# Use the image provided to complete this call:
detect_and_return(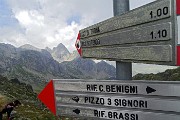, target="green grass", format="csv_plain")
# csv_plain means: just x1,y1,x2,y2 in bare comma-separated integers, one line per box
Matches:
0,75,75,120
0,75,56,119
